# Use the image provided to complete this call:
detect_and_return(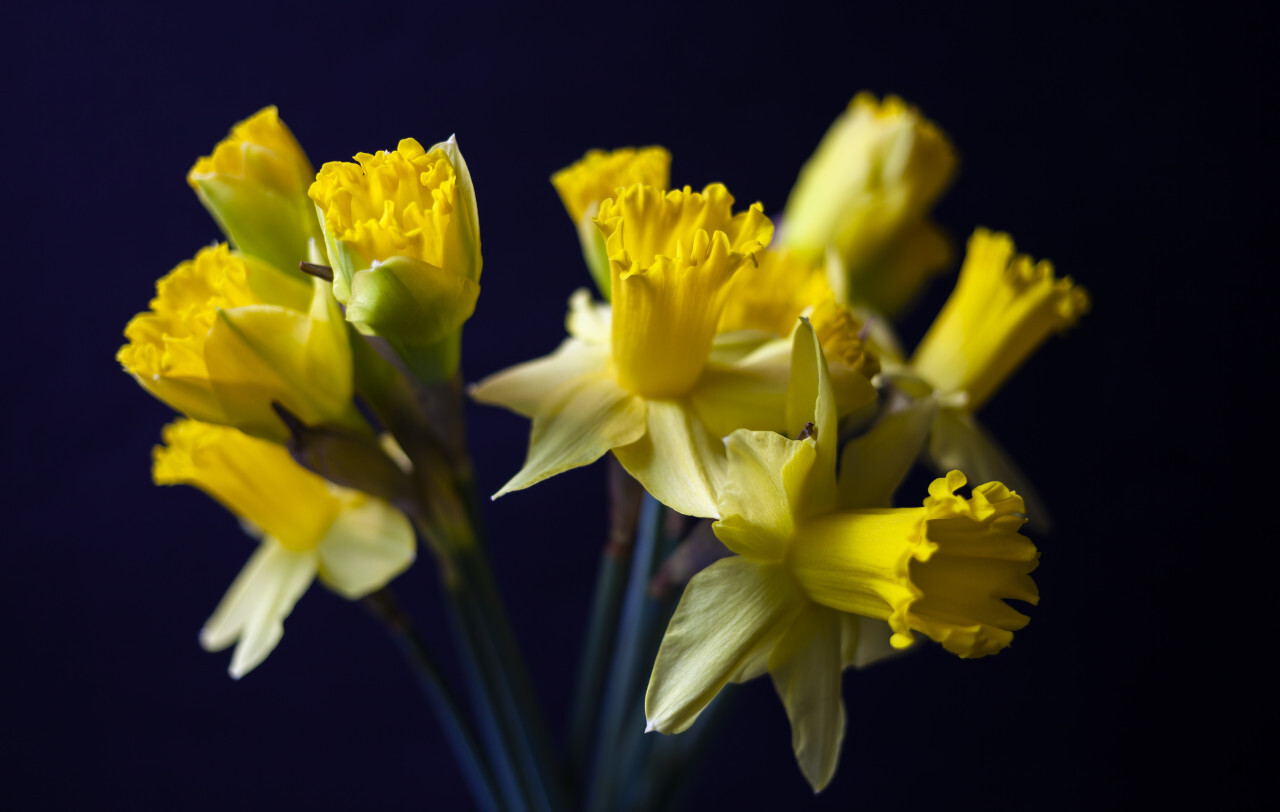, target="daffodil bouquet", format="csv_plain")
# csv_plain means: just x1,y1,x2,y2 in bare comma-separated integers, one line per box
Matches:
119,96,1087,810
